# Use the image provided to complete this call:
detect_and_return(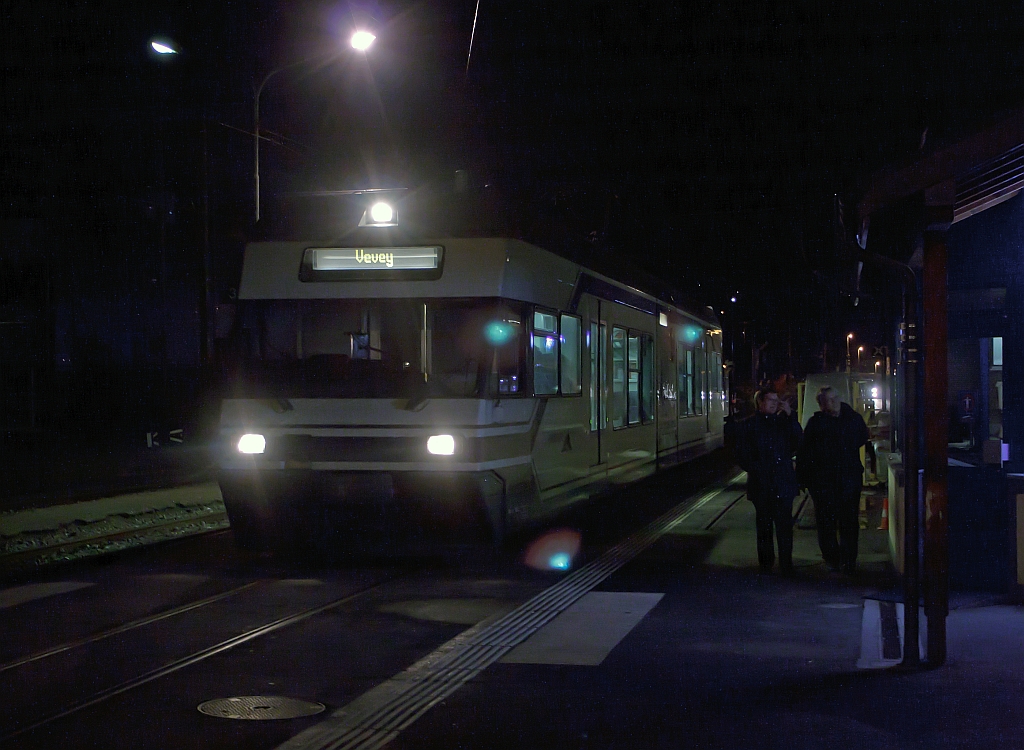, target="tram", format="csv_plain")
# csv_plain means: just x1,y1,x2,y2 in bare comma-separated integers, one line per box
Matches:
216,193,726,552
